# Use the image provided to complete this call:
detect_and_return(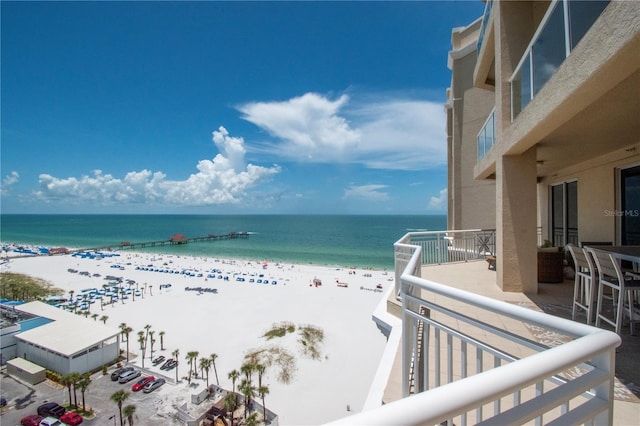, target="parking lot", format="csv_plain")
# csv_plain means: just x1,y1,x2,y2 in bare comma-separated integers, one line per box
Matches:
1,366,183,426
